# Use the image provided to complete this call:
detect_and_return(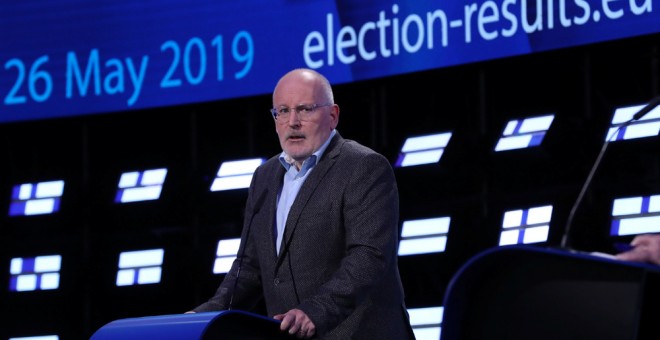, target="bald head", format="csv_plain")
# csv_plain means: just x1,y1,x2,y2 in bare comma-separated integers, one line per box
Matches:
273,68,334,106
